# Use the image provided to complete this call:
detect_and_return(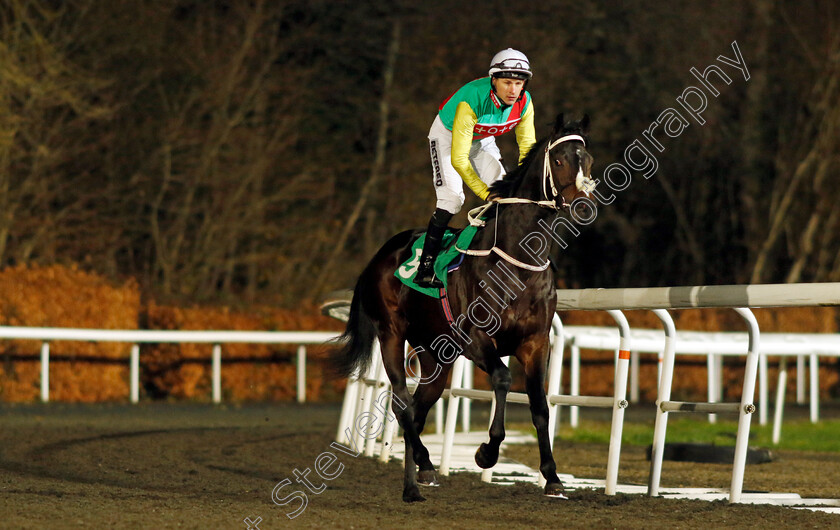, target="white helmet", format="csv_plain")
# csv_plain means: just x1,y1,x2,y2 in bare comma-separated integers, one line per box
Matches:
488,48,532,80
